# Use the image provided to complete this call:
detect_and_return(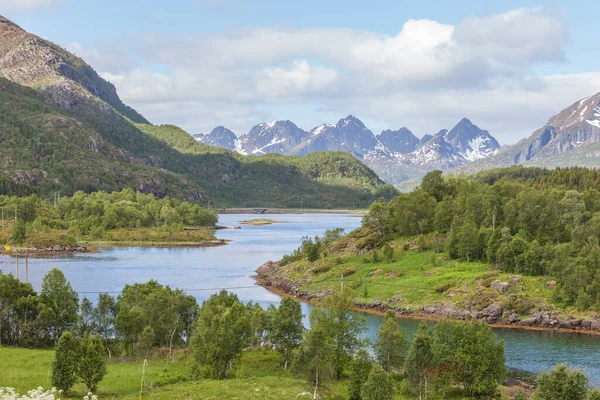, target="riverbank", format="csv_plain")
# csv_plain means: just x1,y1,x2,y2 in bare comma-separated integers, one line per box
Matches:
219,207,366,215
239,218,277,226
1,226,227,255
255,254,600,335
